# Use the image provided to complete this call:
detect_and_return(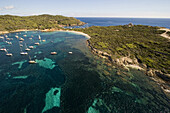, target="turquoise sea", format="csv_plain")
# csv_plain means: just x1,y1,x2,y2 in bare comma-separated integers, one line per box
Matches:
0,23,170,112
